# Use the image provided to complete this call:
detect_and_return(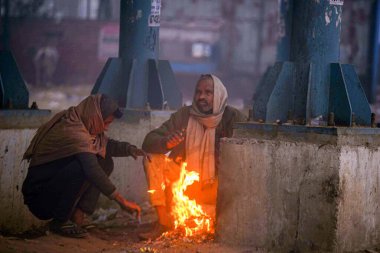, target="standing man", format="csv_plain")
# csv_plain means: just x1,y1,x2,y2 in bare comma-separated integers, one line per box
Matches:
34,44,59,87
140,74,247,240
